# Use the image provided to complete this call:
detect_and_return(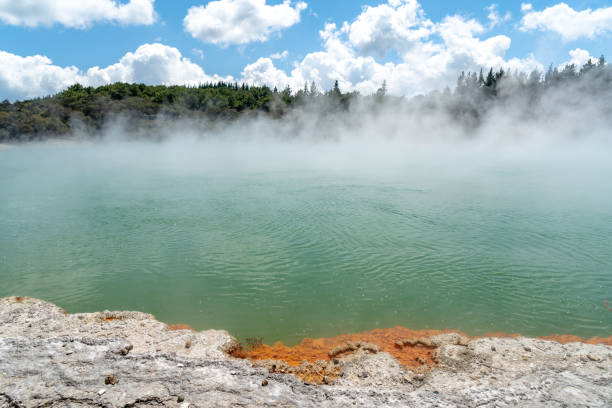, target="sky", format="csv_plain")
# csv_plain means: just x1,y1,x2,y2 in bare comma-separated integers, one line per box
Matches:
0,0,611,101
